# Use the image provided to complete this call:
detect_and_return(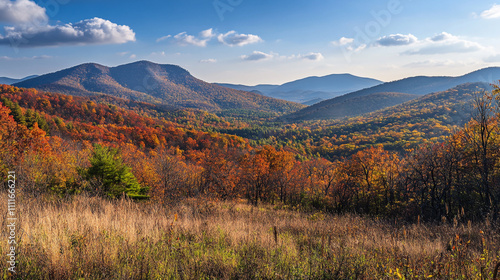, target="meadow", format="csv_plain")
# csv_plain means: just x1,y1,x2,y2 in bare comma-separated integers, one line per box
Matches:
2,193,499,279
